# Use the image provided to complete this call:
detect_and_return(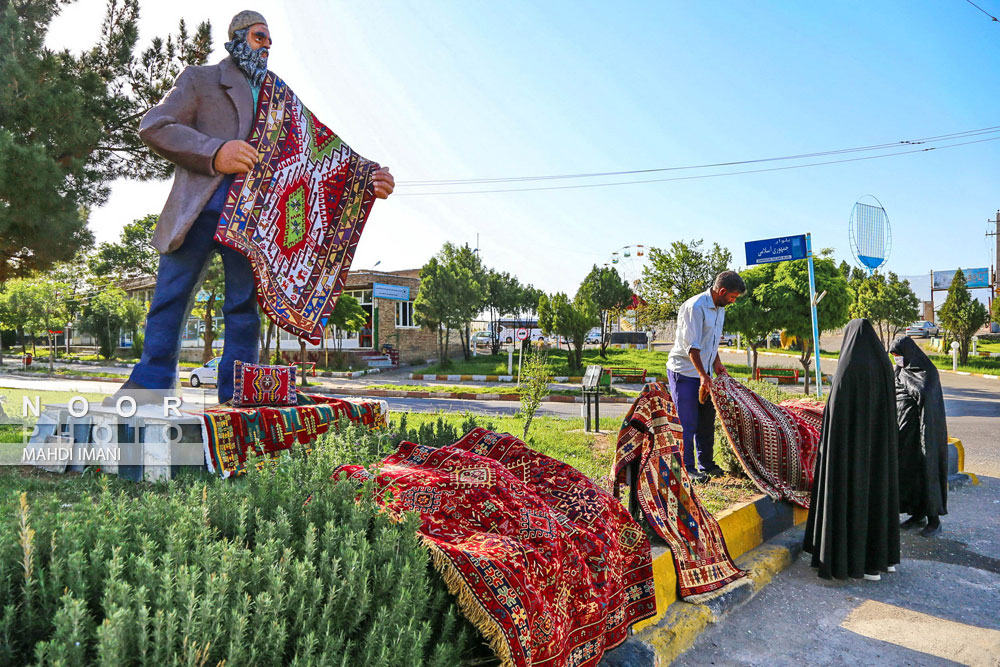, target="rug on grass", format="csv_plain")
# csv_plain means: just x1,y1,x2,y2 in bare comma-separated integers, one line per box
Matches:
216,72,380,344
335,428,656,667
710,375,823,509
612,383,749,603
200,393,386,477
